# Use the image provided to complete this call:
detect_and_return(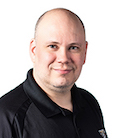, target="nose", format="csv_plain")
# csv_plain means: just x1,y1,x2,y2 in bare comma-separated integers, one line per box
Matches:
56,48,71,64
